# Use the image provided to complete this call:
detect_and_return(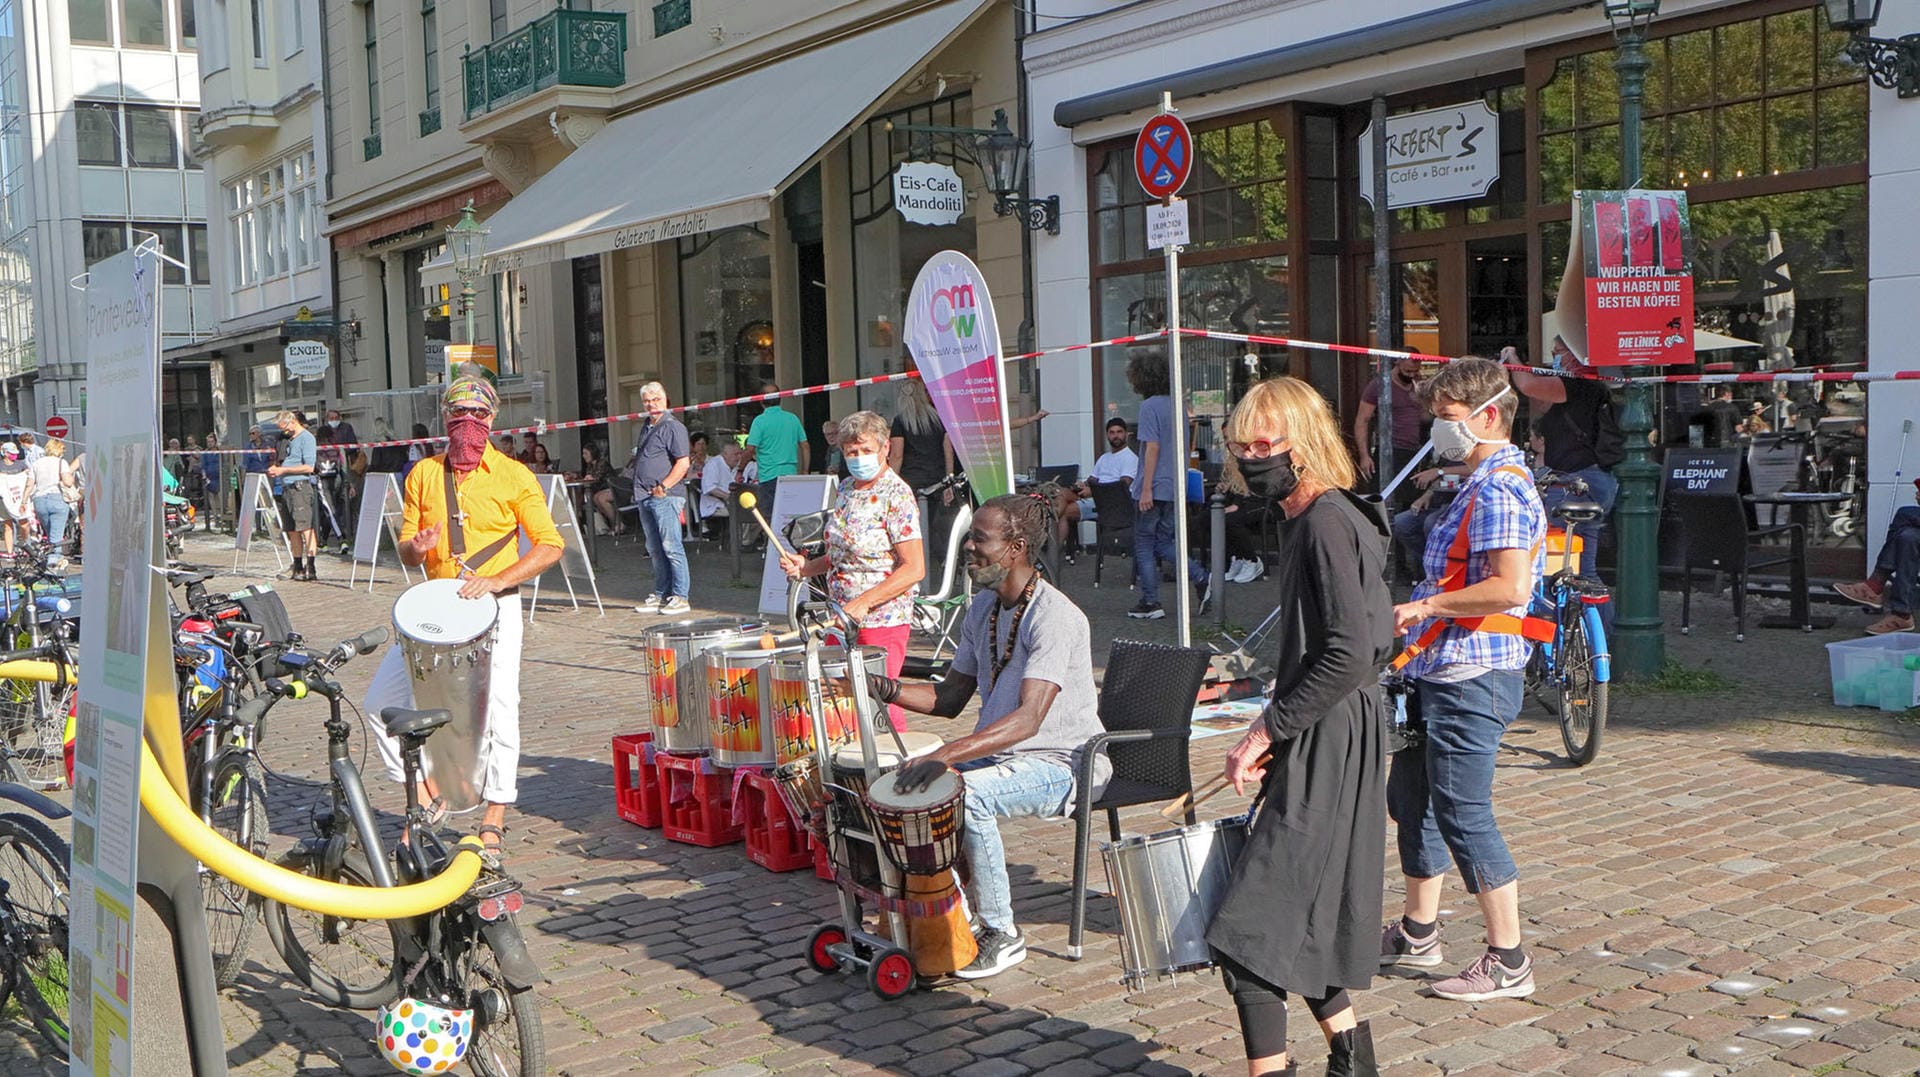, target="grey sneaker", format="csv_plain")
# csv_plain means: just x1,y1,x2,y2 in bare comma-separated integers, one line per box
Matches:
1380,919,1444,968
1430,949,1535,1002
955,927,1027,980
659,596,691,615
634,595,663,614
